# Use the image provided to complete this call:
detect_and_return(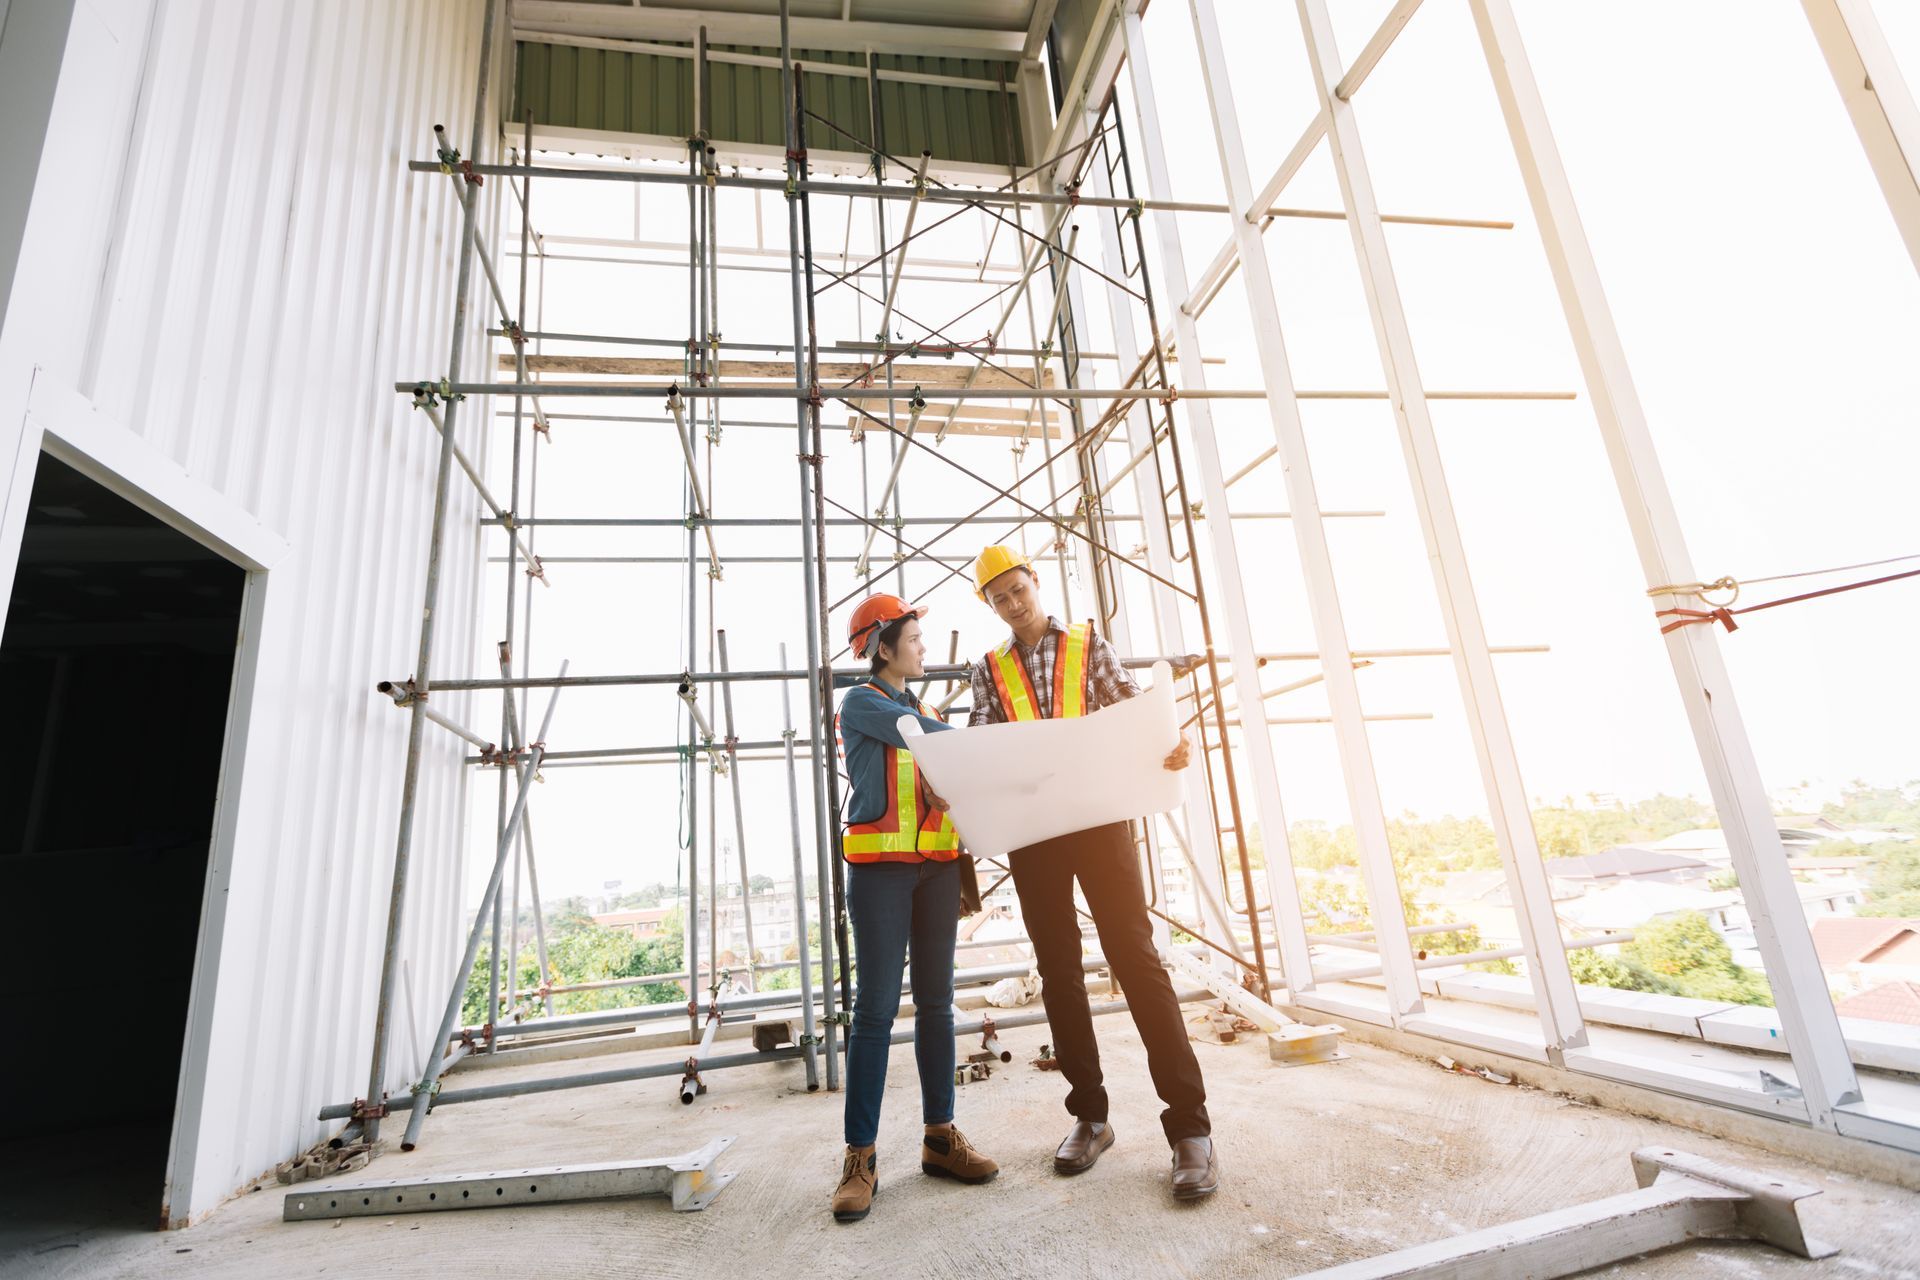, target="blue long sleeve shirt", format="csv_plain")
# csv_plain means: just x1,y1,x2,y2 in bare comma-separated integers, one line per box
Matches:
838,677,953,826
